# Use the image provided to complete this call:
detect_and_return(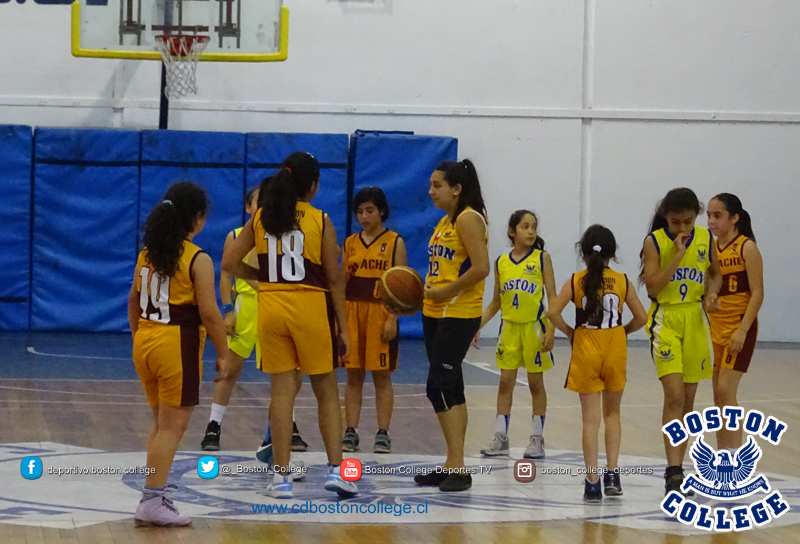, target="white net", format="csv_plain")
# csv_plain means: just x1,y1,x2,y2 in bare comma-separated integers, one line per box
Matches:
154,35,210,99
